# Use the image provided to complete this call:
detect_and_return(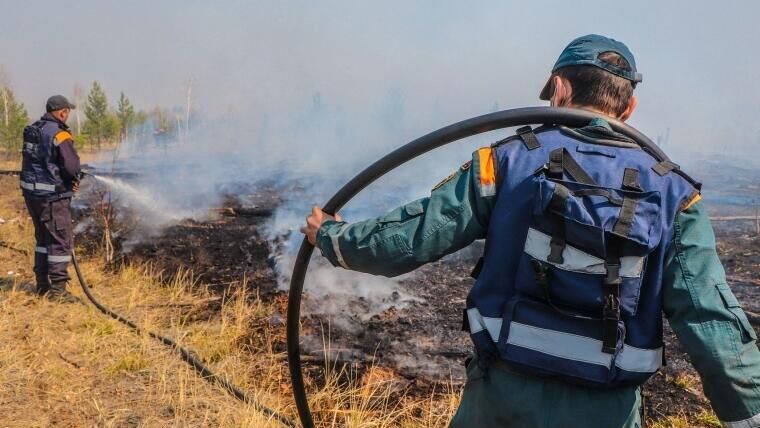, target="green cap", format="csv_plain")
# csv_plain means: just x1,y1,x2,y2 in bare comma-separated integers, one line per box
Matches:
539,34,642,101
